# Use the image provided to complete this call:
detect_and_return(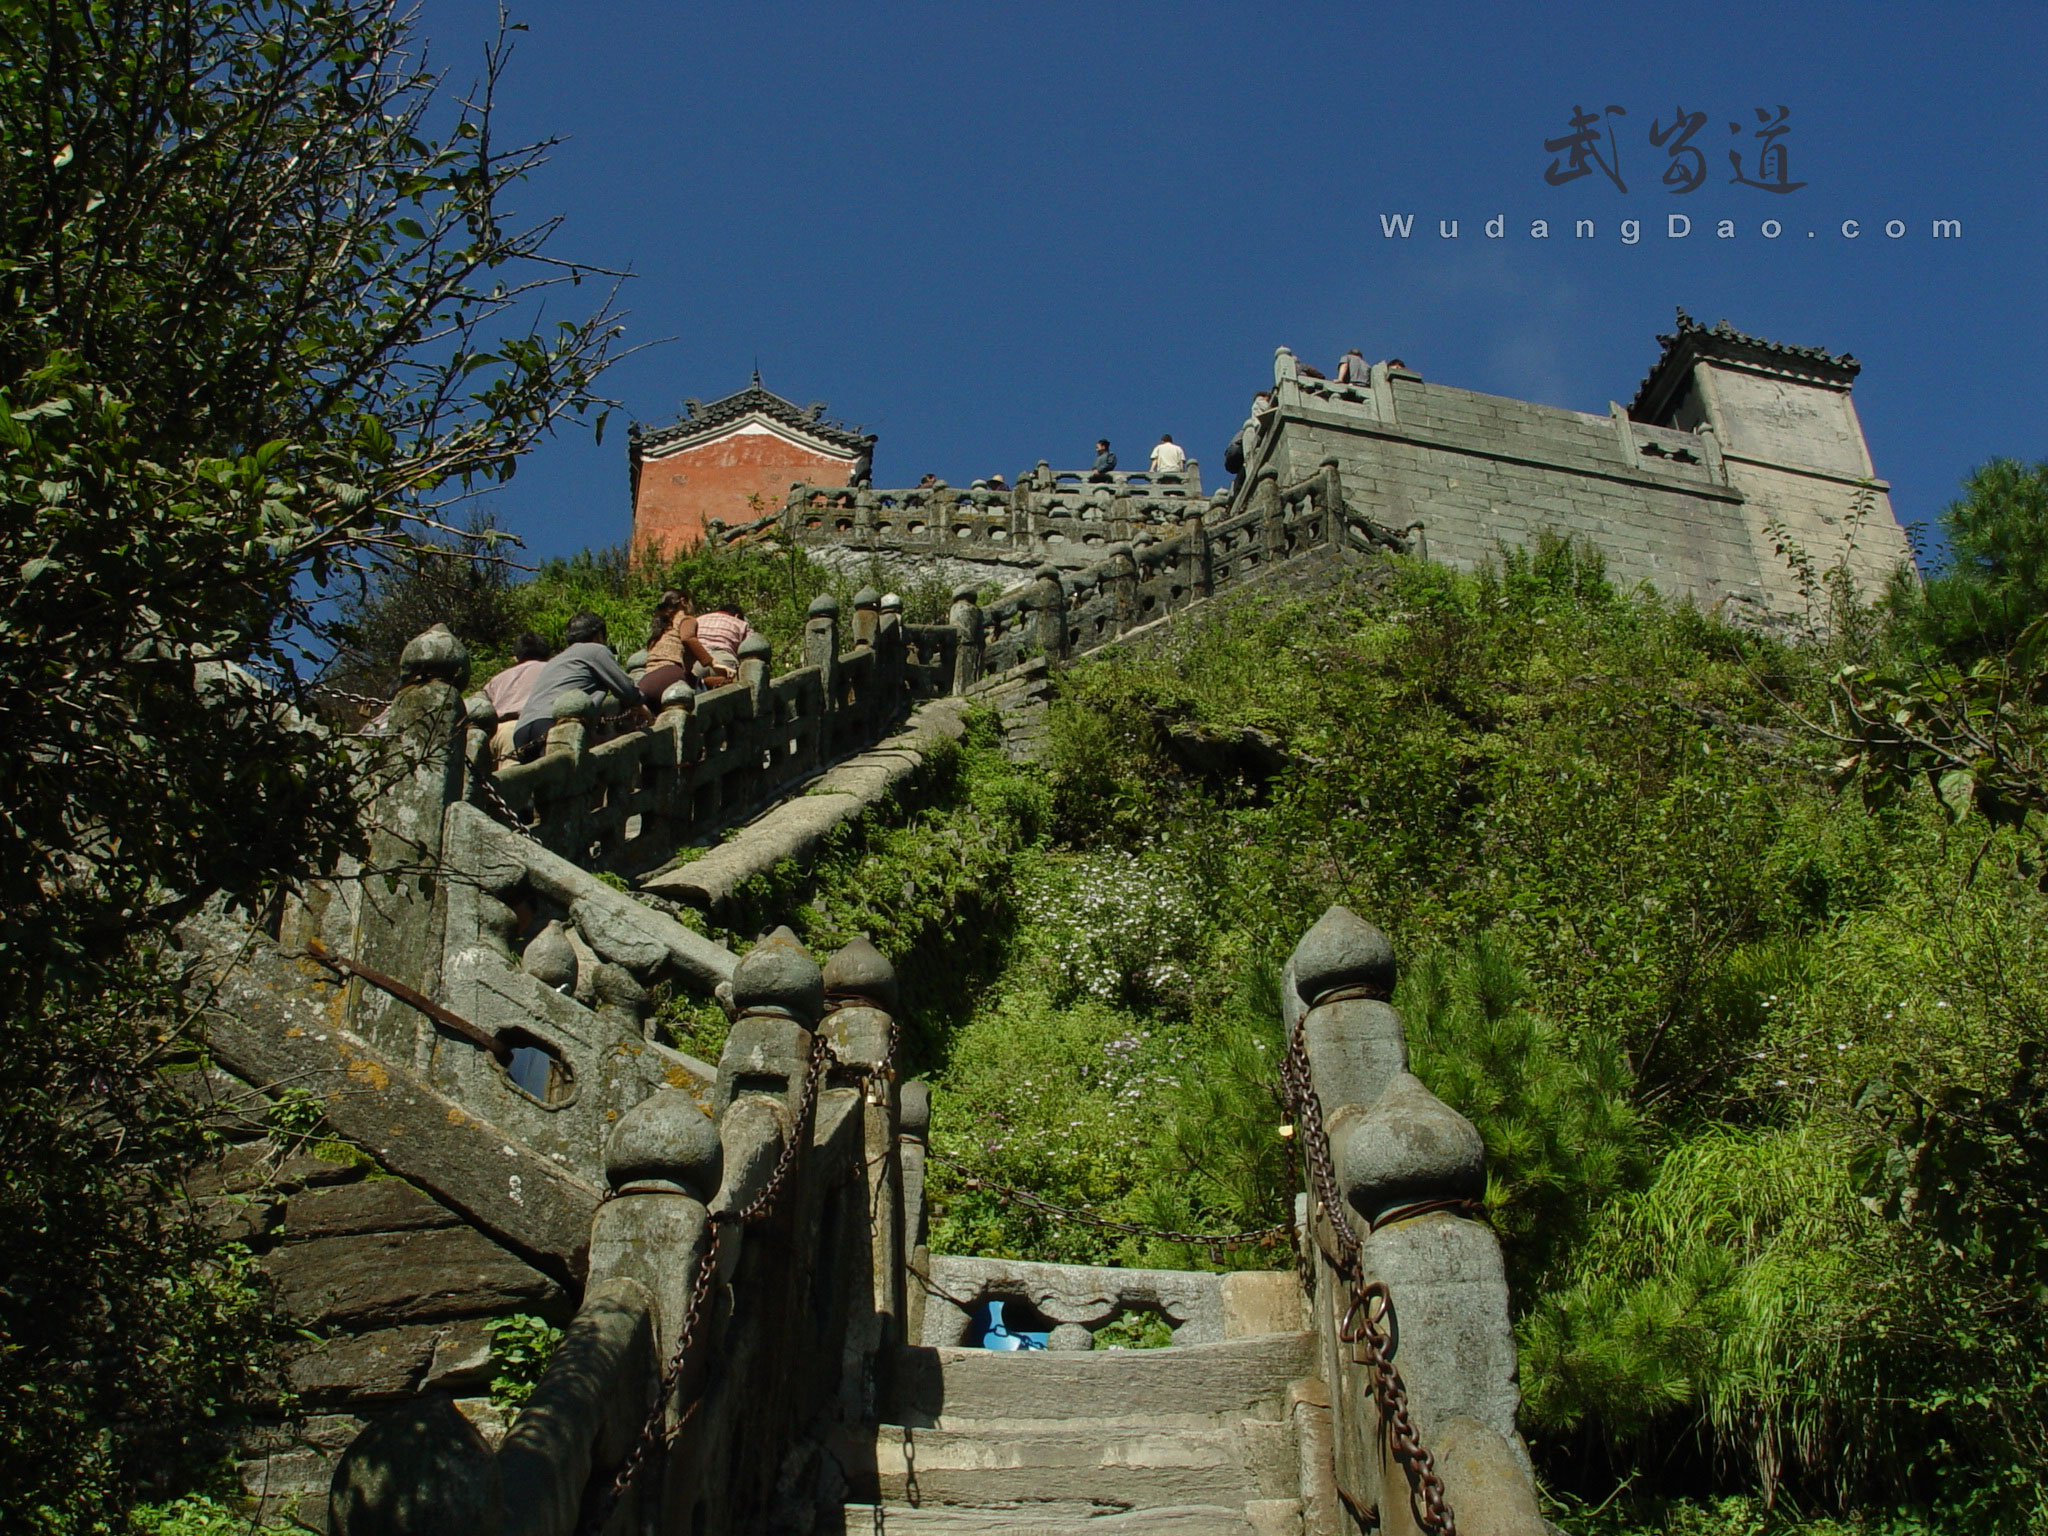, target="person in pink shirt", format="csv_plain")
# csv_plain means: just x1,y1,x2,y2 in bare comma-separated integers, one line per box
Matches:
693,604,753,685
482,633,551,759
